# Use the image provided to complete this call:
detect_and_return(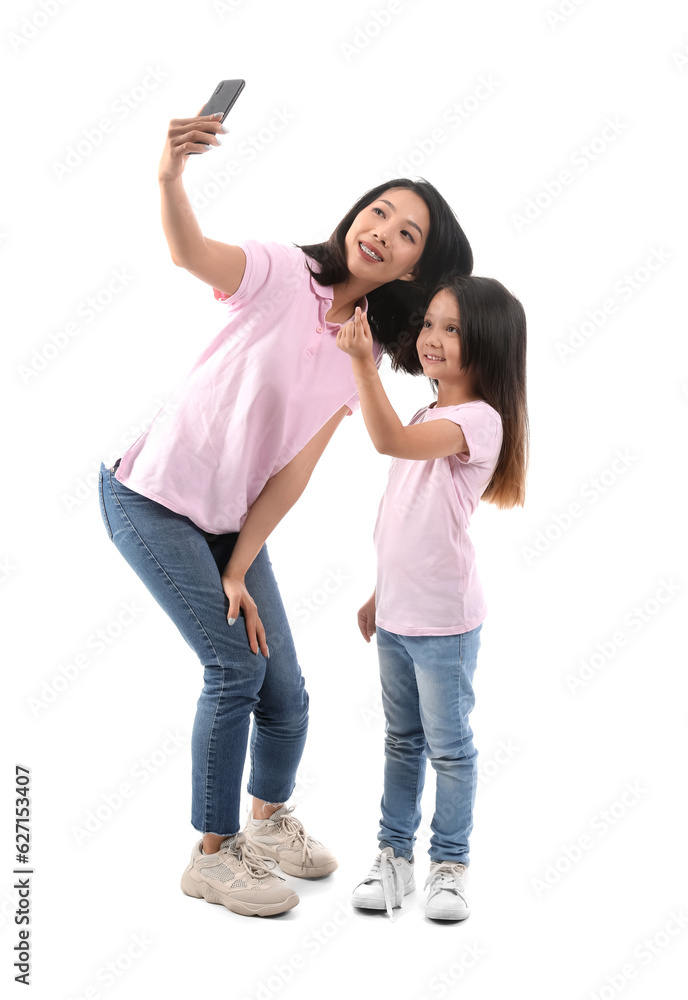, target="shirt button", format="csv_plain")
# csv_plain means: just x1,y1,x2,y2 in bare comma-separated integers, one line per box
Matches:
316,325,323,333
